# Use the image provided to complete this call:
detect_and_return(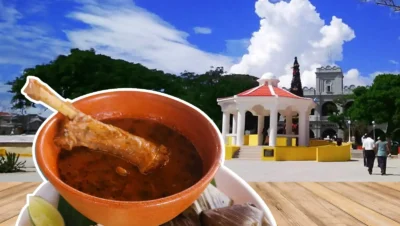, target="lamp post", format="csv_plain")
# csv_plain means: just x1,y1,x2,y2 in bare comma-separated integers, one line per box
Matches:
348,120,351,143
372,121,376,140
